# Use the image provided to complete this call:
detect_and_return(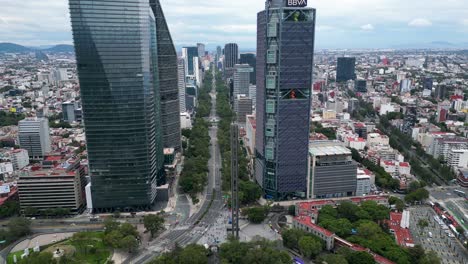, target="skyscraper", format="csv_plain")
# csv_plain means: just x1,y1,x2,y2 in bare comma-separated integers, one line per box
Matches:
233,64,253,99
197,43,205,59
224,43,239,79
216,46,222,62
70,0,165,211
150,0,181,151
240,53,257,85
18,117,51,159
336,57,356,82
181,47,198,76
255,0,316,199
178,58,187,113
